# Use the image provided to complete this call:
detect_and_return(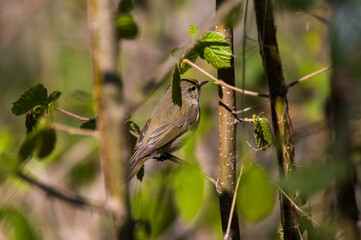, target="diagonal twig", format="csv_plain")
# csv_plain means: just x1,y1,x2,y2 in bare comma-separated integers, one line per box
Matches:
16,170,114,215
56,107,95,122
287,65,332,89
52,123,98,137
183,59,270,98
275,184,320,227
224,165,244,240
